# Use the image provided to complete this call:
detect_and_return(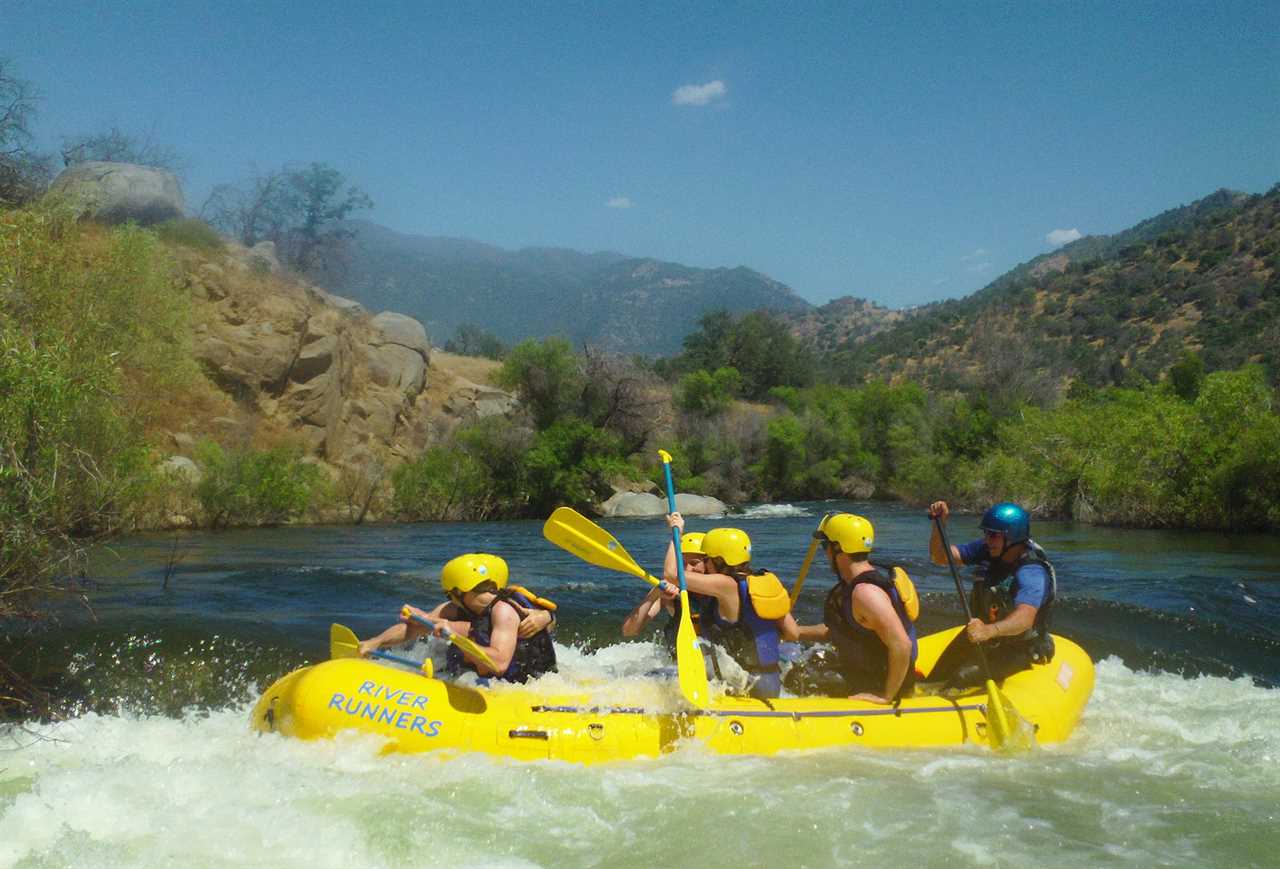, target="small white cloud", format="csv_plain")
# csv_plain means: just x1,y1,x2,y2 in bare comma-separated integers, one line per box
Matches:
606,196,634,209
1046,228,1082,247
960,248,989,261
672,80,727,106
966,261,992,274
